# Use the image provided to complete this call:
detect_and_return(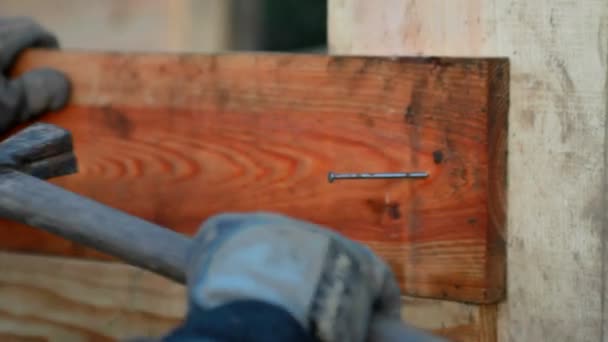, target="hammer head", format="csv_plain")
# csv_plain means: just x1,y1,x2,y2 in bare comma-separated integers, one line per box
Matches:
0,123,78,179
